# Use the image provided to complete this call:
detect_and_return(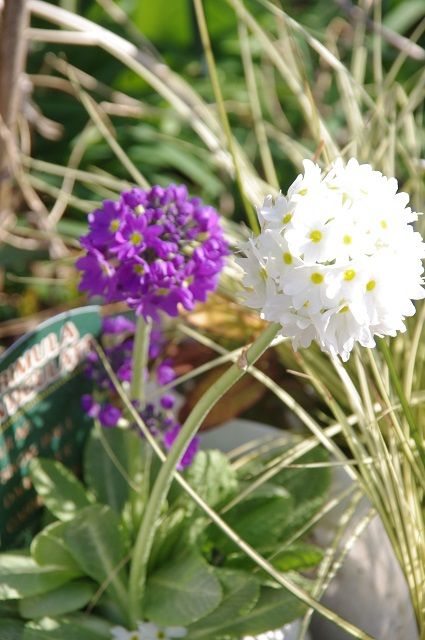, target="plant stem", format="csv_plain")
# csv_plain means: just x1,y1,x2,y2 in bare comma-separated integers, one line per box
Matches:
130,316,151,407
129,315,152,527
127,321,280,624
